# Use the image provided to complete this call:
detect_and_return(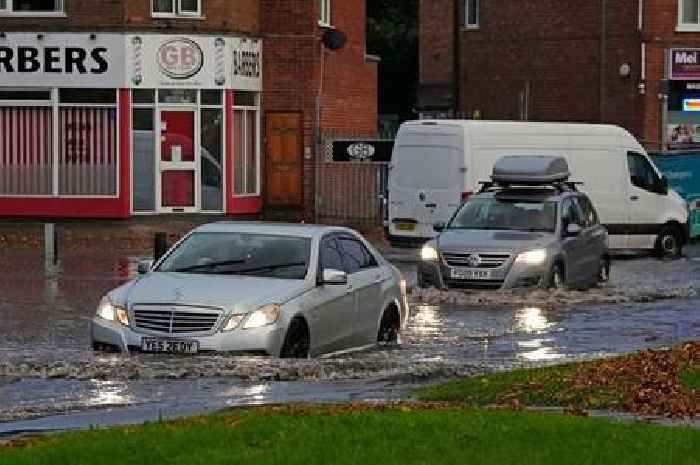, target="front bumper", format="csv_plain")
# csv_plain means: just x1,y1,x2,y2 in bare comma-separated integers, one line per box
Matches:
418,258,549,290
90,317,286,355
